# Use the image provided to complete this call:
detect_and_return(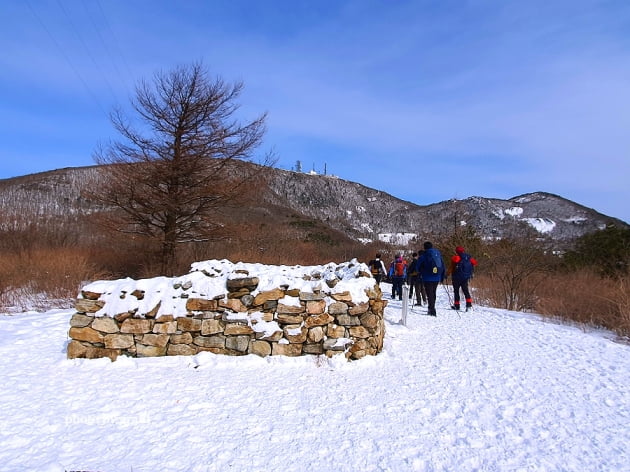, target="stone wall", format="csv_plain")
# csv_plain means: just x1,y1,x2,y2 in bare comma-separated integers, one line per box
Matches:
67,260,386,361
